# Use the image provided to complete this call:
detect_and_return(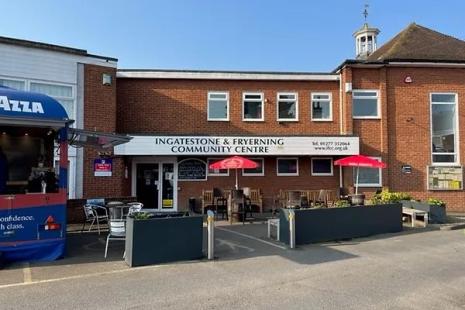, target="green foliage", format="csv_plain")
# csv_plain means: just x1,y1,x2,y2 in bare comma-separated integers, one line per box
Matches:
334,200,350,208
427,198,446,206
132,212,152,220
372,189,412,204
